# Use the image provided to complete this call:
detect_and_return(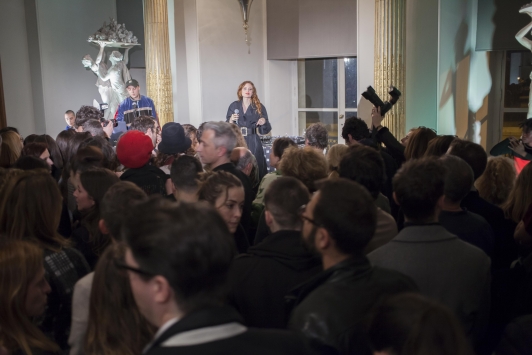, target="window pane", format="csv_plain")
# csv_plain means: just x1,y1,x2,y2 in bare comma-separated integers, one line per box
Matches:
504,51,532,109
502,112,526,141
298,111,338,147
345,58,358,108
298,59,338,109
